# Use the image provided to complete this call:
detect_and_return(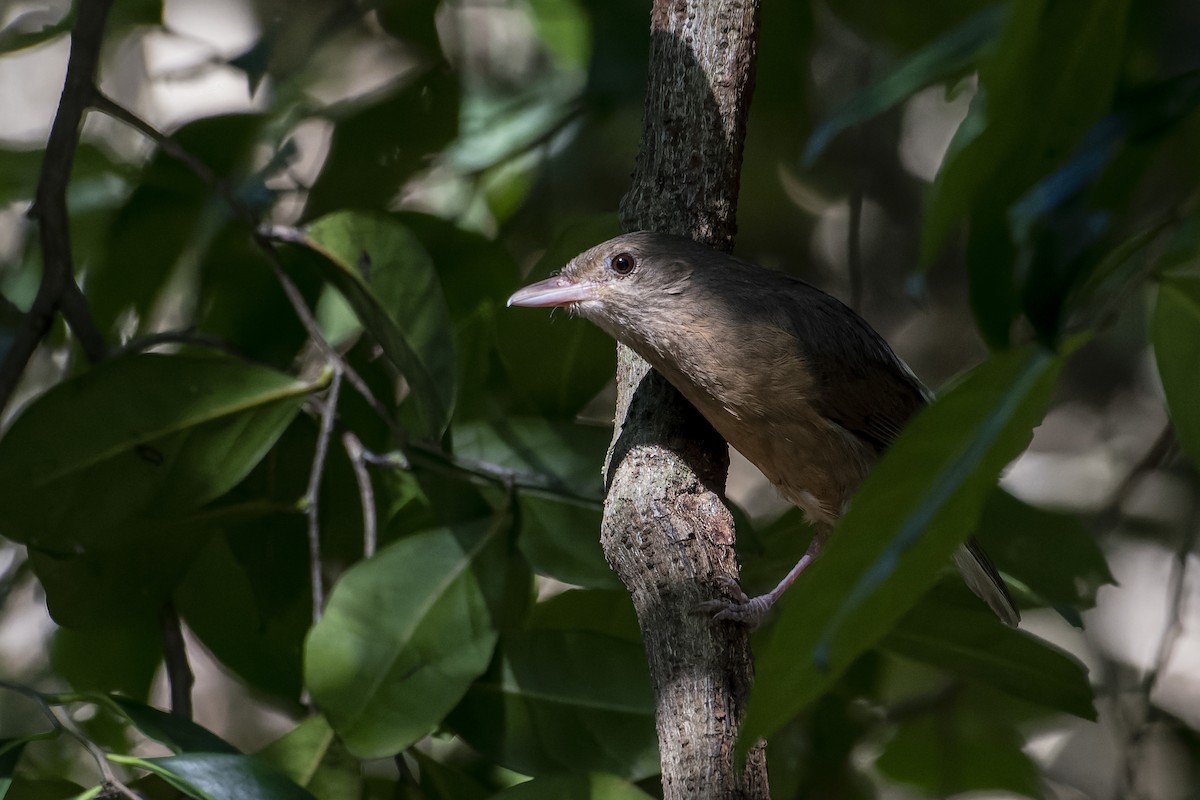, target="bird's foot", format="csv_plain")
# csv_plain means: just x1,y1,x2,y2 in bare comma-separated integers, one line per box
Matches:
695,576,776,628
